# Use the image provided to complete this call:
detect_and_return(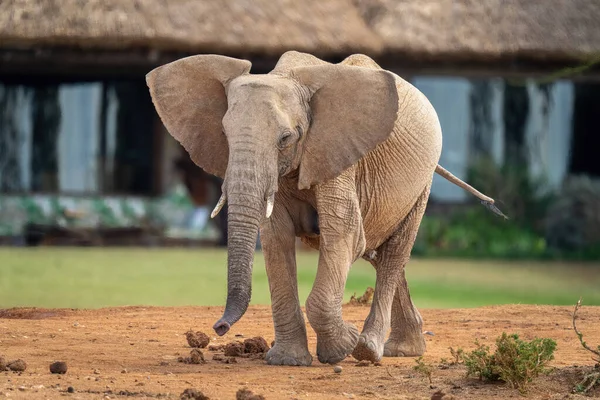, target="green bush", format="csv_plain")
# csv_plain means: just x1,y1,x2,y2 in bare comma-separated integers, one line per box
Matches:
459,333,556,393
413,356,434,384
413,207,600,260
413,209,548,259
414,158,600,260
572,299,600,394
